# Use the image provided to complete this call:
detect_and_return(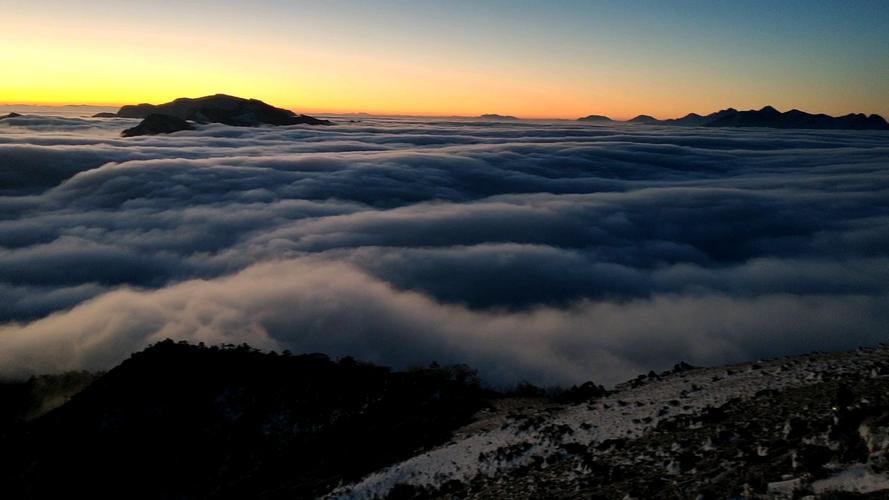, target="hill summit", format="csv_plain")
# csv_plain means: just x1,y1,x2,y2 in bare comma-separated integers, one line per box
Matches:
0,340,484,499
113,94,332,127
